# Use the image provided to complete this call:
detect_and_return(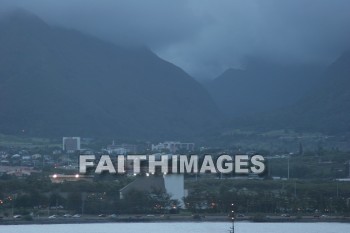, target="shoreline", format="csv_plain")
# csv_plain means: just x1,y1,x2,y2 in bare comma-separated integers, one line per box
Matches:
1,215,350,225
